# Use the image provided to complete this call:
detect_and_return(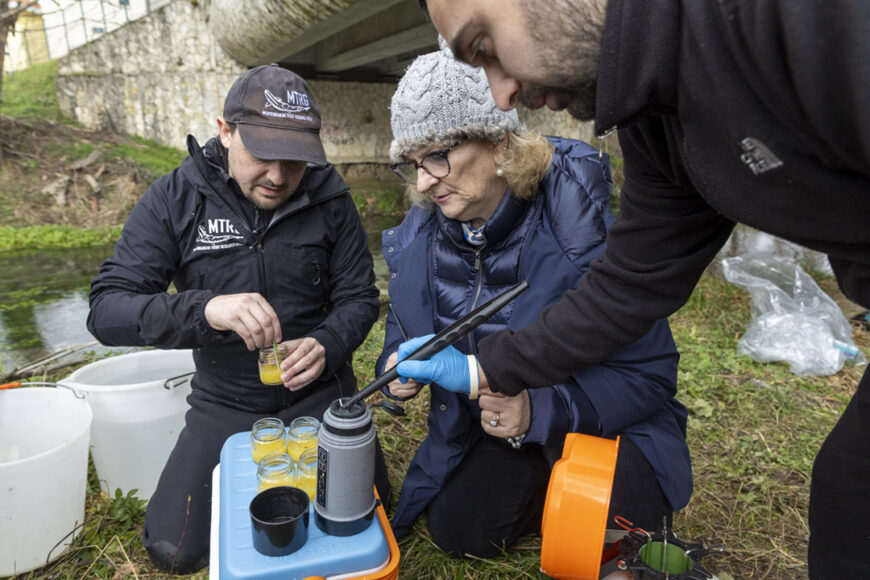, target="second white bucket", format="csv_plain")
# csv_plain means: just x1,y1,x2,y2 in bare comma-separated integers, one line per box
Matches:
60,349,195,501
